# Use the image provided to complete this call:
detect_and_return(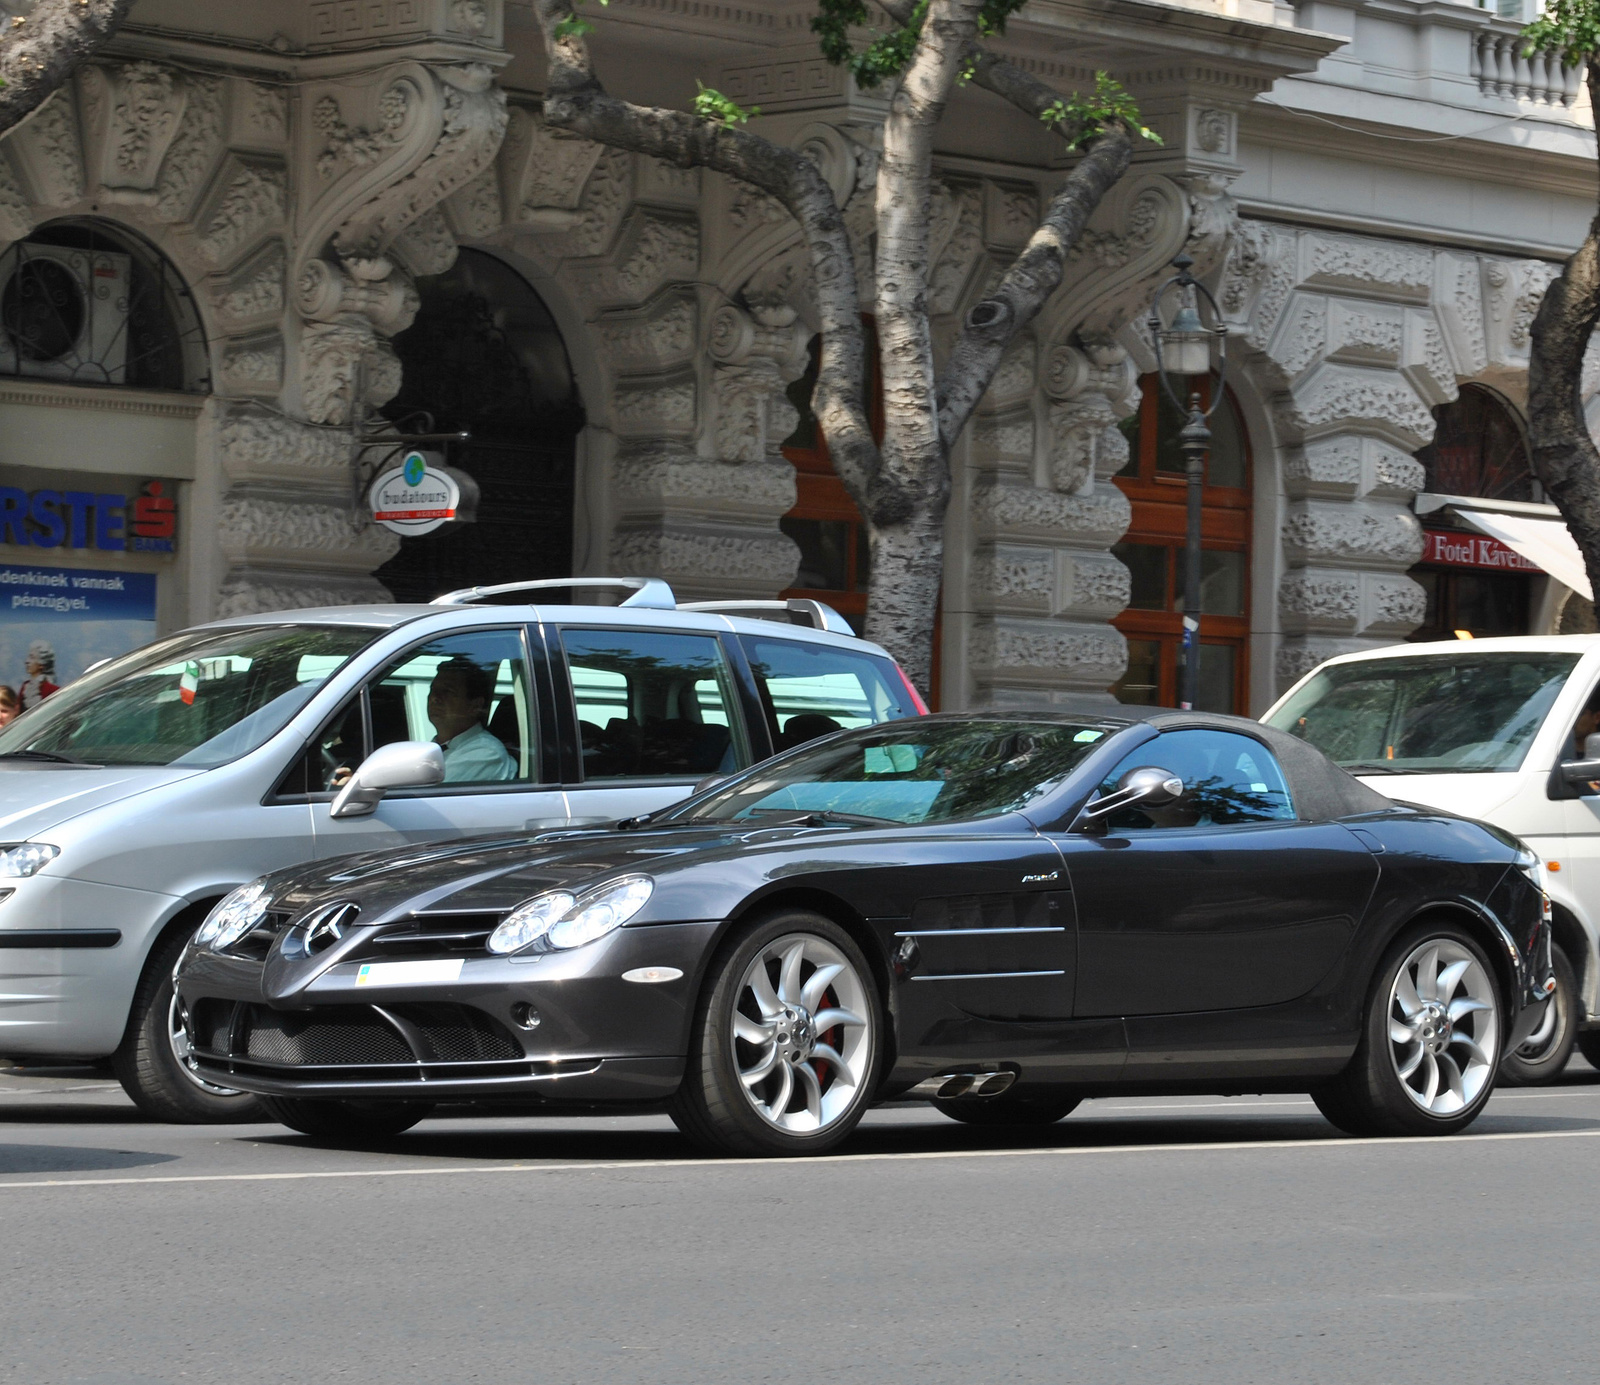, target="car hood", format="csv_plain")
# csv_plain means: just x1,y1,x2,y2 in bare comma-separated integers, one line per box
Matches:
264,821,859,921
0,761,202,840
1352,772,1526,826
